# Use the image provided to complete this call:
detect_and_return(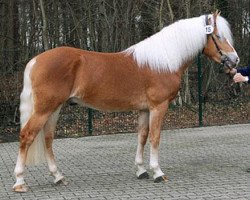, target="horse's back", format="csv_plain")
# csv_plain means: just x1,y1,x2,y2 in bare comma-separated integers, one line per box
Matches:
26,47,144,110
27,46,179,112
